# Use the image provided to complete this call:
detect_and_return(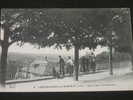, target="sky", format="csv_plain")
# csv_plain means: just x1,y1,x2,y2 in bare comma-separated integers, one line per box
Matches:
2,43,108,57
